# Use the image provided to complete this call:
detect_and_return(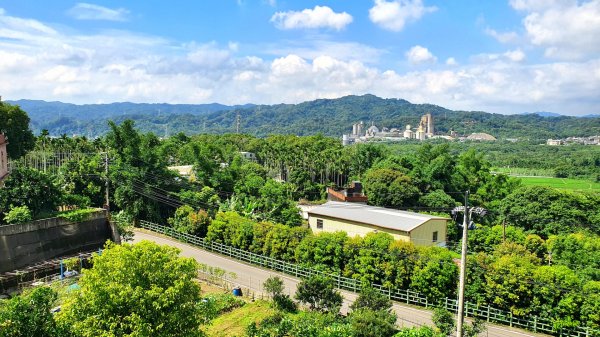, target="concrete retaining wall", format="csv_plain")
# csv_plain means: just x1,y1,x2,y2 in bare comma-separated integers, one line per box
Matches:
0,209,111,273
